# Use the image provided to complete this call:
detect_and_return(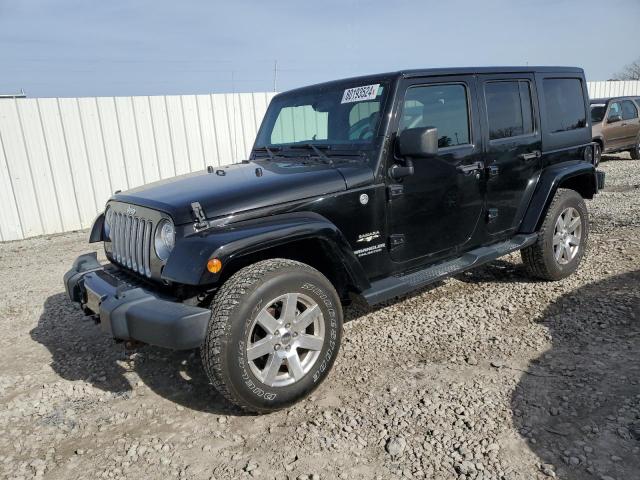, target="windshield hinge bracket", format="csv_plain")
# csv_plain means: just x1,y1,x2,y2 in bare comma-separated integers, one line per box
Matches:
191,202,208,230
387,184,404,201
